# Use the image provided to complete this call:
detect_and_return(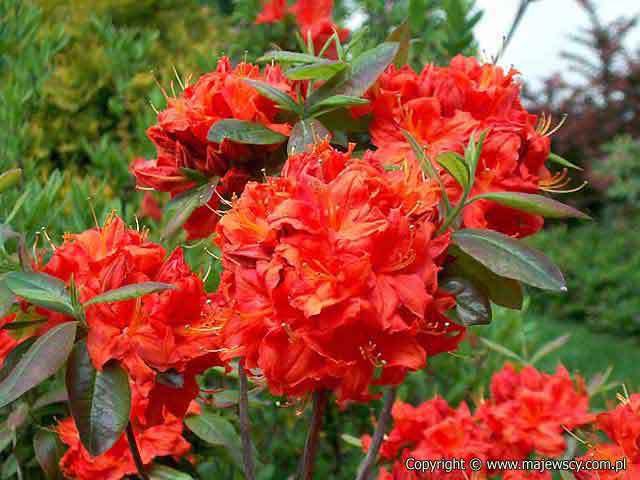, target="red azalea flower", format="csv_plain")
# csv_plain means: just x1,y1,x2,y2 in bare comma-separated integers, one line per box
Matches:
138,190,163,222
131,57,295,239
576,394,640,480
476,364,592,459
256,0,287,24
364,56,556,238
215,142,462,404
